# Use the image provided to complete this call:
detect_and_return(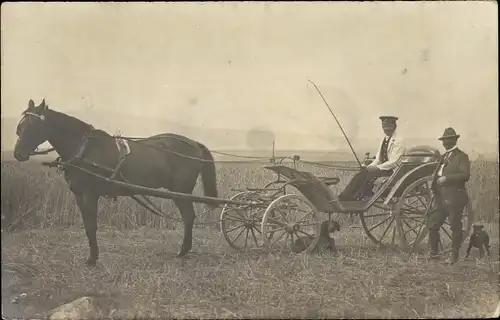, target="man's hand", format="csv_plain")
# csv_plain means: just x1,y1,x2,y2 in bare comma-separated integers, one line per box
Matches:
437,176,447,185
366,165,380,172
